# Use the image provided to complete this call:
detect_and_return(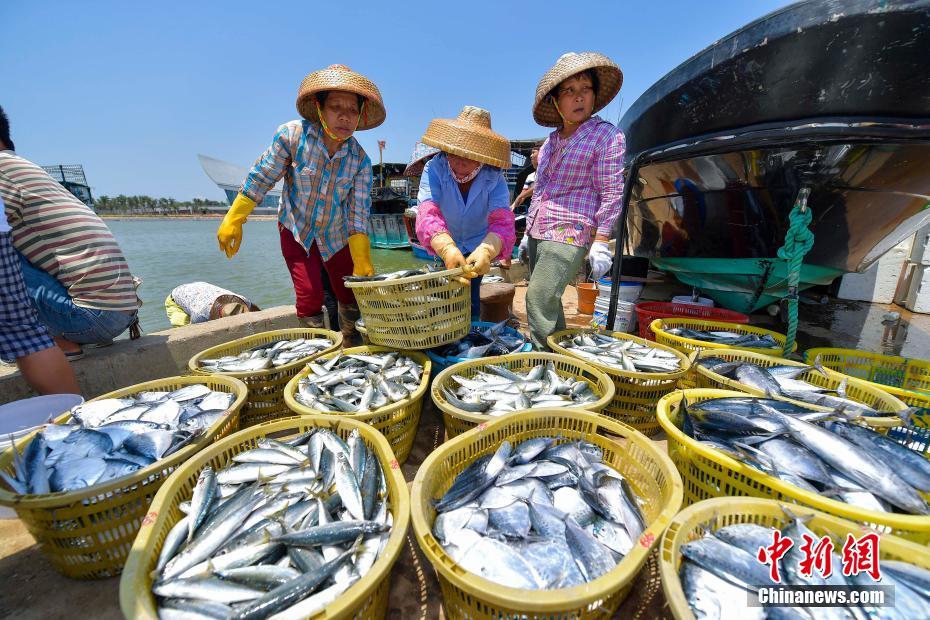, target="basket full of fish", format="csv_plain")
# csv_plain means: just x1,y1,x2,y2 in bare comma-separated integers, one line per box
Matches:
427,319,531,373
120,415,409,620
548,329,691,436
189,328,343,428
410,408,683,619
344,265,471,350
660,497,930,620
656,388,930,543
283,346,431,463
0,376,246,579
650,318,795,356
695,349,910,430
430,352,616,440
